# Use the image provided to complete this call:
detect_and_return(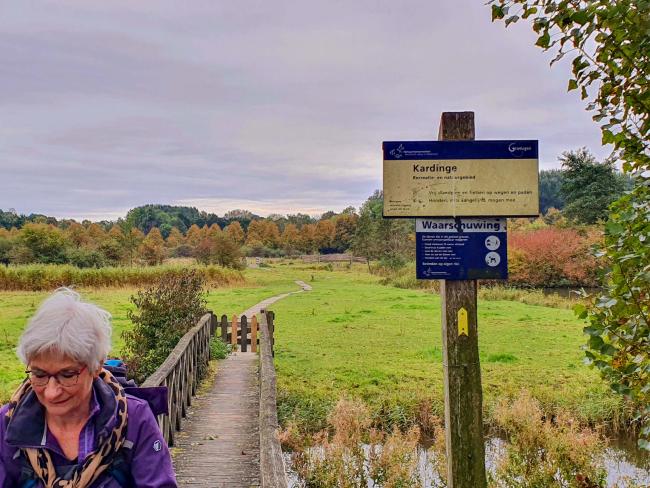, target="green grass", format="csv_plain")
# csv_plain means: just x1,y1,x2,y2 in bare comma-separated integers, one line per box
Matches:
0,261,625,435
263,265,624,433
